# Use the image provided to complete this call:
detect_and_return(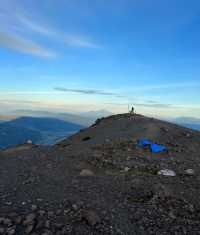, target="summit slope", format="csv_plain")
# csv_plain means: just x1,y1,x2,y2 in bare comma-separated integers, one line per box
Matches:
0,113,200,234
